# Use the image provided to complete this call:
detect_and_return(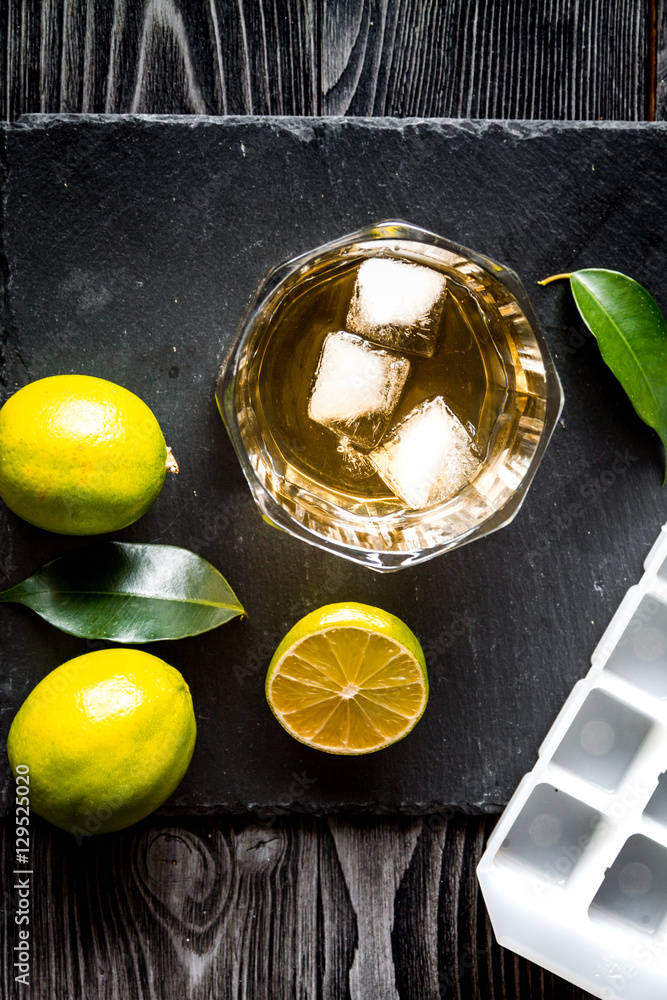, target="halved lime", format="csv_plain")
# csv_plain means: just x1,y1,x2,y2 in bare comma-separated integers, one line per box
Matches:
266,602,428,754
